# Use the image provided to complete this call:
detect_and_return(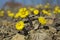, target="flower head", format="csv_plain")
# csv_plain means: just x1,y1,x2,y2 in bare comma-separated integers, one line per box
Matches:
0,10,4,16
14,13,20,18
44,3,50,8
53,6,60,14
8,13,14,18
29,7,35,11
7,10,14,18
15,21,25,30
7,10,11,13
38,16,47,25
42,10,48,14
58,9,60,13
15,8,30,18
42,10,51,16
19,10,30,18
33,9,39,15
55,6,59,11
19,7,27,12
